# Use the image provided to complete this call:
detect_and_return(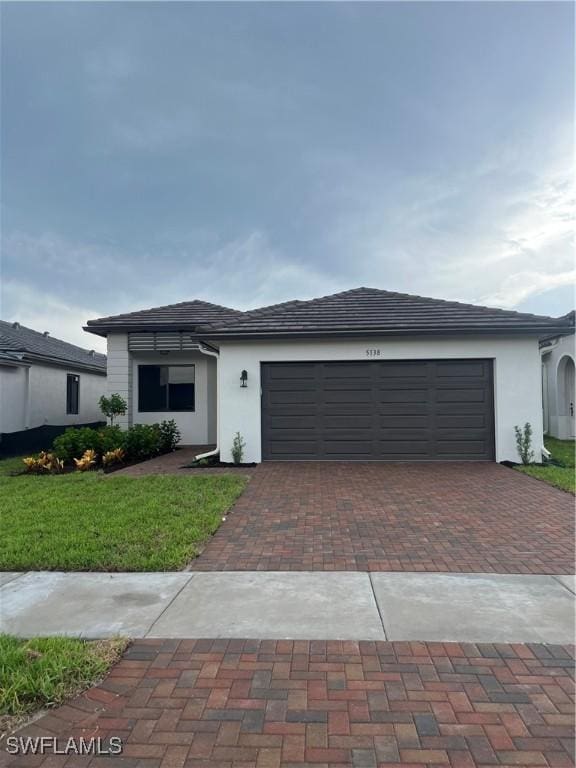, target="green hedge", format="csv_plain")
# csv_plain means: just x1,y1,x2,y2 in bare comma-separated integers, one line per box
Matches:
52,420,180,464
